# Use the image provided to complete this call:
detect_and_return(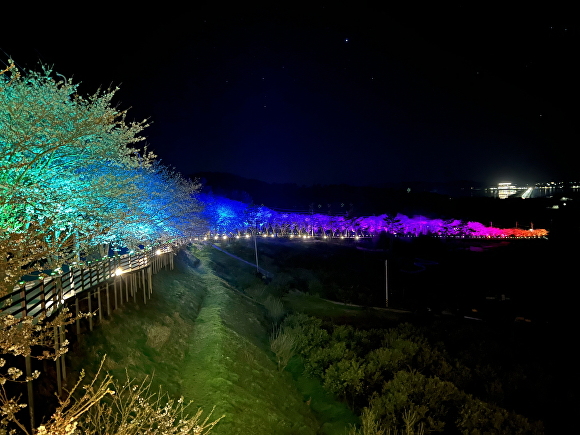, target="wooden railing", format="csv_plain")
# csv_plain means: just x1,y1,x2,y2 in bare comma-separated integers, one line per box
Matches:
1,239,193,430
0,241,185,320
